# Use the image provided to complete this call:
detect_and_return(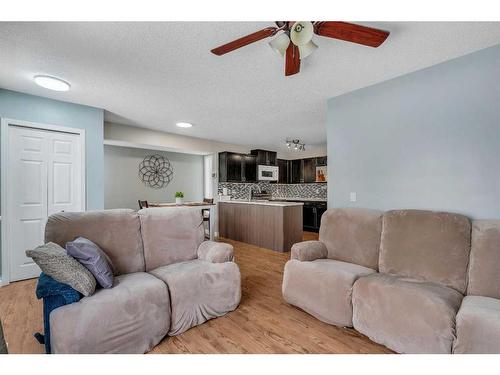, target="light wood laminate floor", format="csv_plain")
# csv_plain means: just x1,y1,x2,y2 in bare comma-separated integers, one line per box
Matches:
0,232,391,354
